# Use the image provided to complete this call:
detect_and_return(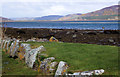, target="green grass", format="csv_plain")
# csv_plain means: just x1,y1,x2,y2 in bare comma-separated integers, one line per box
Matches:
26,42,118,75
2,51,38,75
